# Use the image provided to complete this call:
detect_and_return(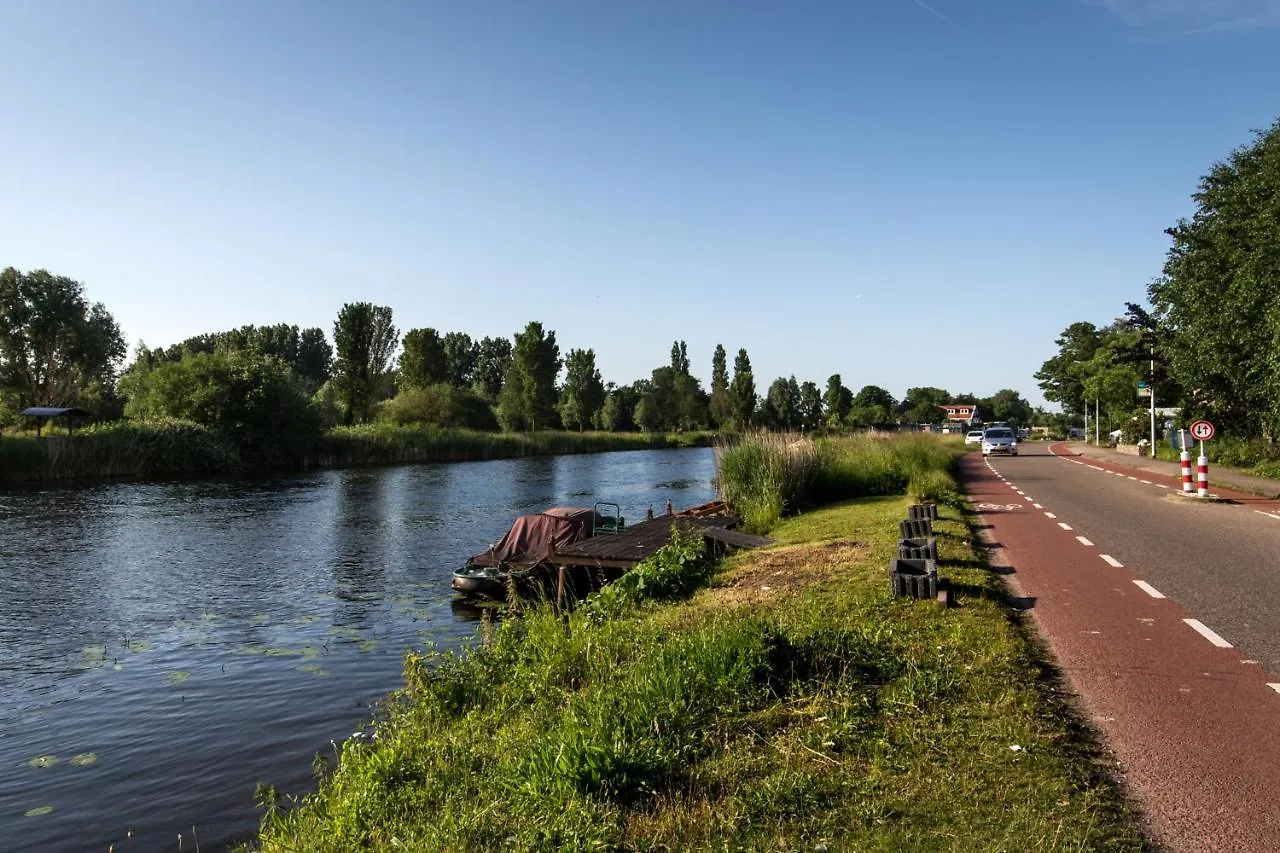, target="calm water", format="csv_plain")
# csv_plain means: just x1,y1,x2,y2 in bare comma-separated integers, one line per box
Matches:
0,448,716,852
